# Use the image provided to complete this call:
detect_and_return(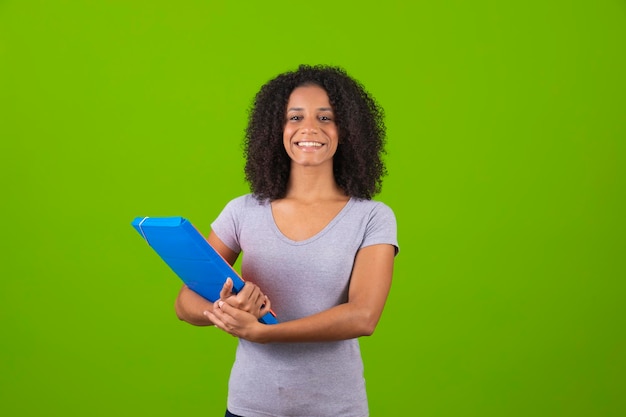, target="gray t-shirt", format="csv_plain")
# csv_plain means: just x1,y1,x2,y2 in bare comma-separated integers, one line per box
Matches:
211,194,398,417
